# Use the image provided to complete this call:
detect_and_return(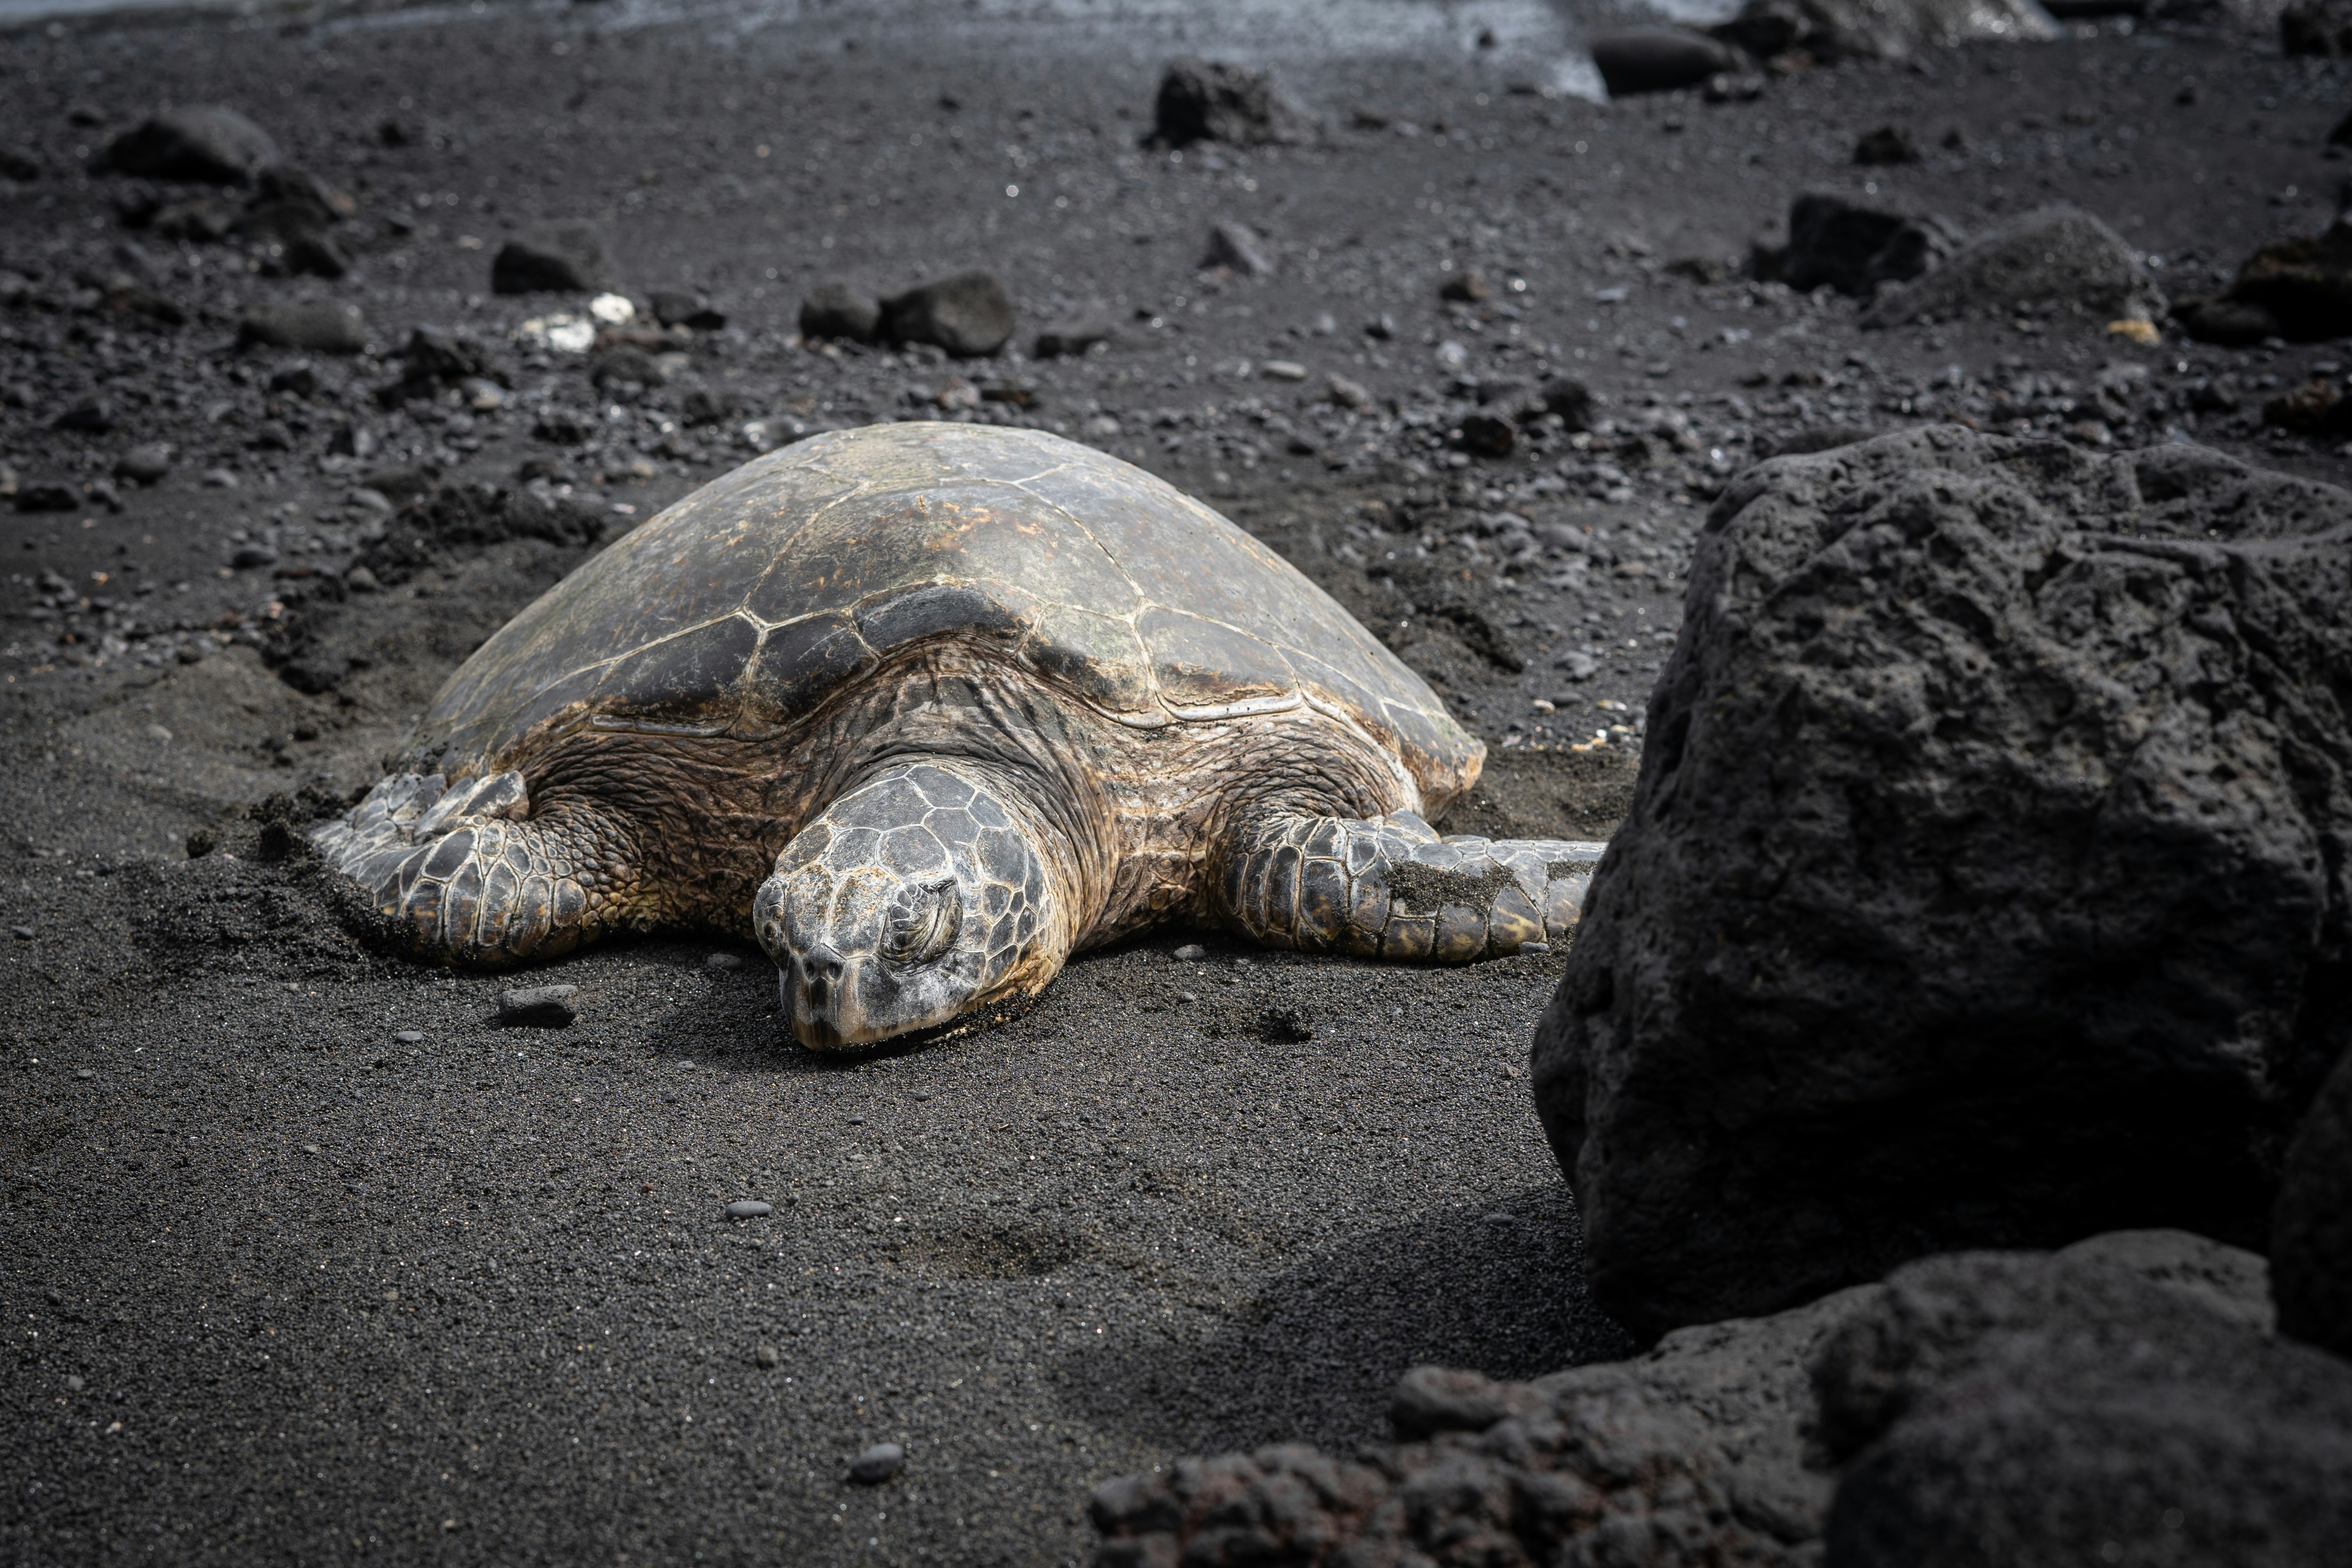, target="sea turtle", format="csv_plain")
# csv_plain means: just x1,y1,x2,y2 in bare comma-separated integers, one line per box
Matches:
315,423,1606,1046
